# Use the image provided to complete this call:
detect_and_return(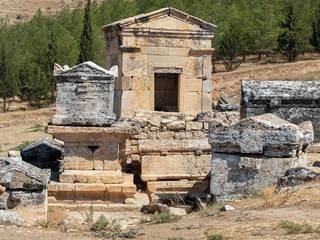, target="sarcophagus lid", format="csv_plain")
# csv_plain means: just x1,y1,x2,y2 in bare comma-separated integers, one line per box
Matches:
52,61,118,126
